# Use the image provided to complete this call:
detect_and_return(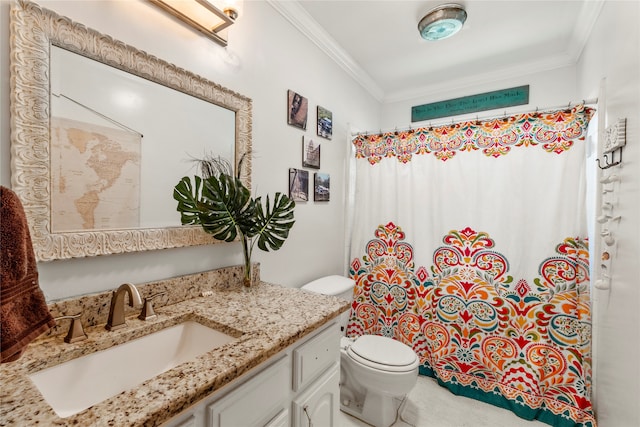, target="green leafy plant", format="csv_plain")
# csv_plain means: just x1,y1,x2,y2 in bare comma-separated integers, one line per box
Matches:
173,155,295,287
